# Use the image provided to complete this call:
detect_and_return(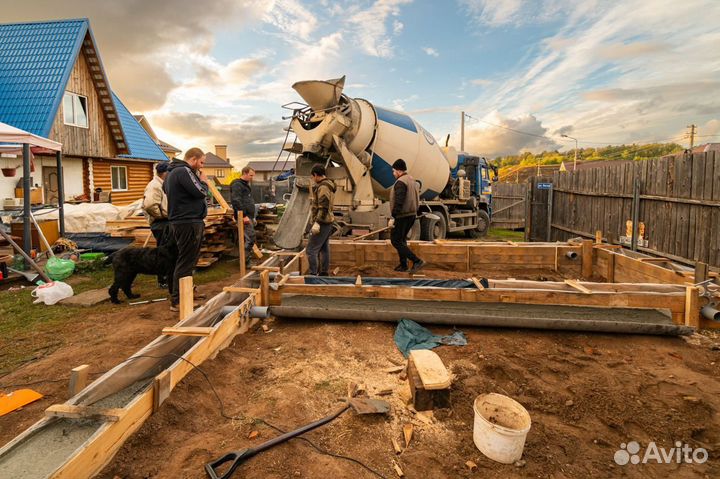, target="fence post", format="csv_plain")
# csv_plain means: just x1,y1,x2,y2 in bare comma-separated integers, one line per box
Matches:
545,185,553,242
631,176,641,252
